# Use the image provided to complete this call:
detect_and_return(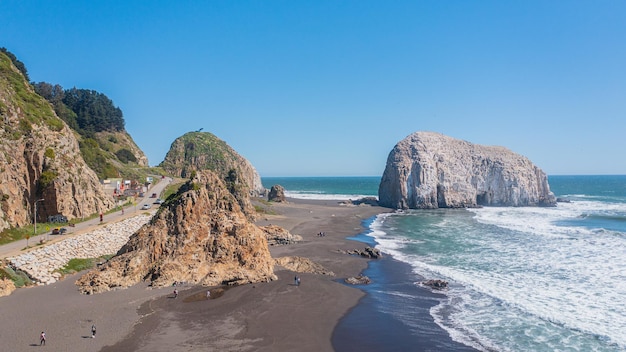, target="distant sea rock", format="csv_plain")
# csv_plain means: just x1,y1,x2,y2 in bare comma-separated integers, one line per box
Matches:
378,132,556,209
